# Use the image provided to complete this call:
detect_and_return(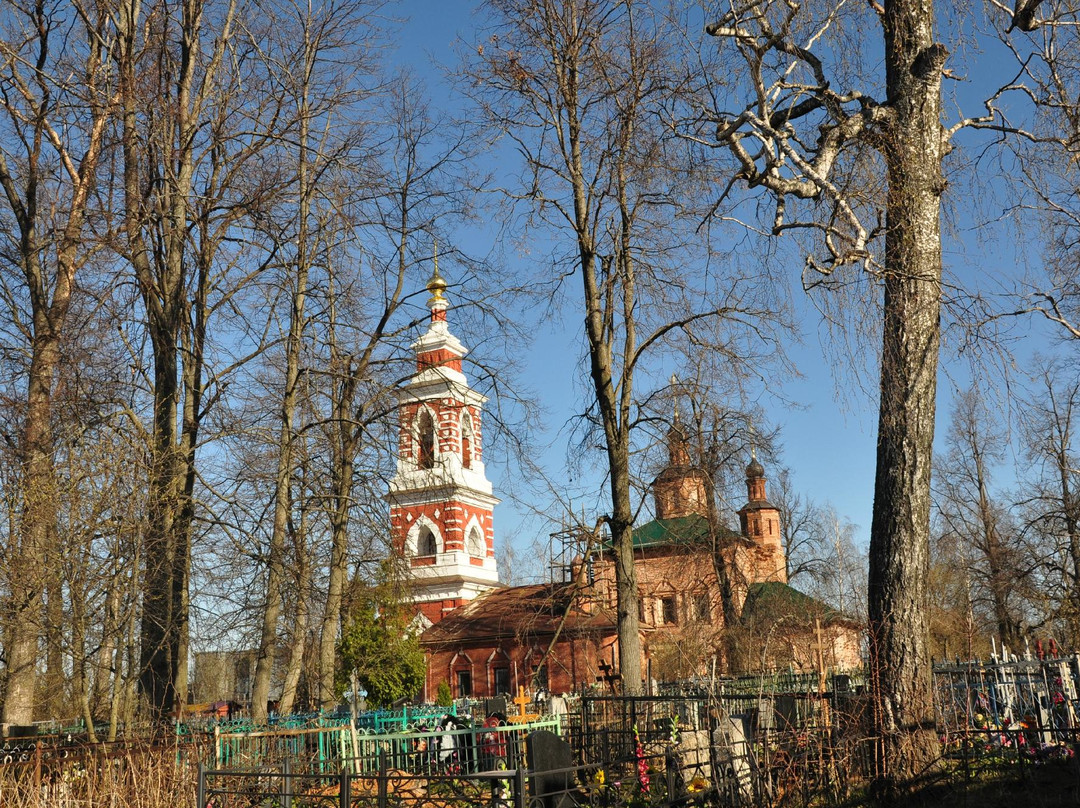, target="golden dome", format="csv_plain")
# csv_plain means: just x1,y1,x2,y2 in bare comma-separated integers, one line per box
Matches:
426,244,448,307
